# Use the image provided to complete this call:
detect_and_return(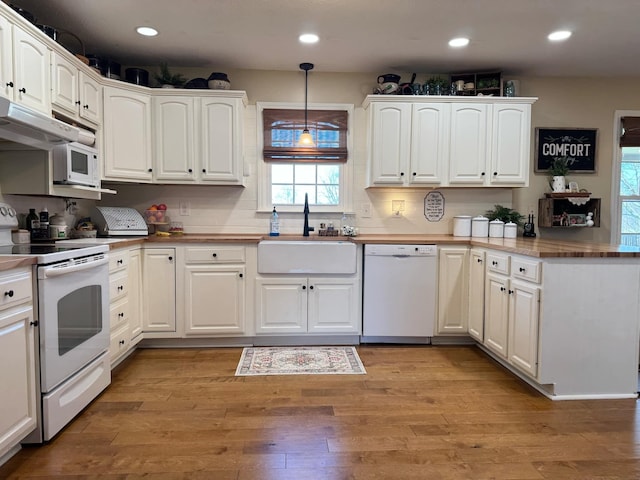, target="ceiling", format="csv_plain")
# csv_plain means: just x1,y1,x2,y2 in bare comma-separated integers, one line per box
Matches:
8,0,640,77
